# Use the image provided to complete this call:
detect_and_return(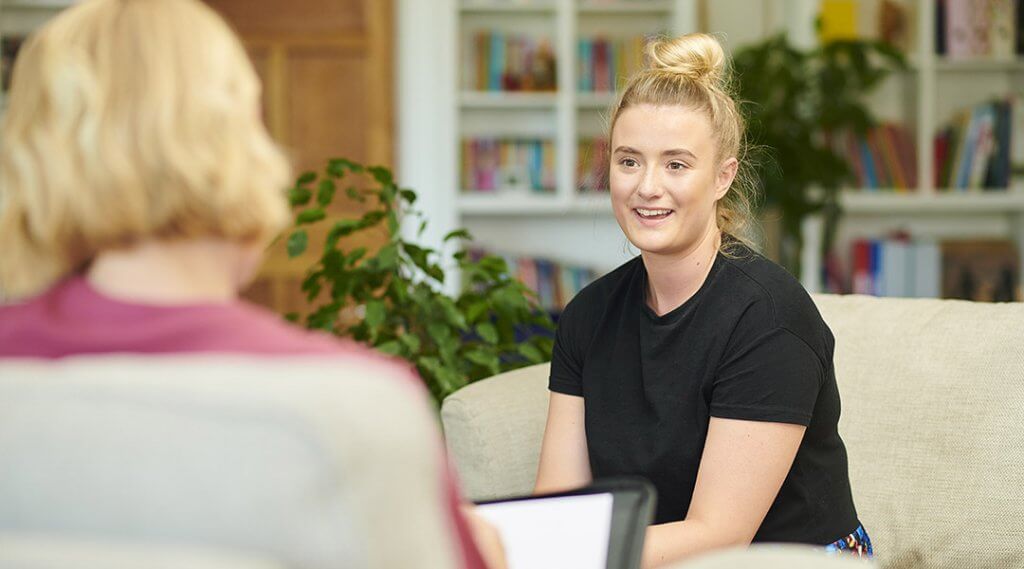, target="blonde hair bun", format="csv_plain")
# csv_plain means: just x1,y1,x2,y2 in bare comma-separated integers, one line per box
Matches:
646,33,727,86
